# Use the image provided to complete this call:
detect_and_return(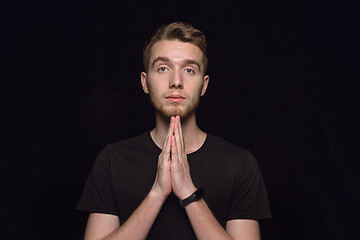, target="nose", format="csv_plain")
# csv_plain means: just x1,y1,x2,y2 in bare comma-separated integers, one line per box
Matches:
169,69,183,89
